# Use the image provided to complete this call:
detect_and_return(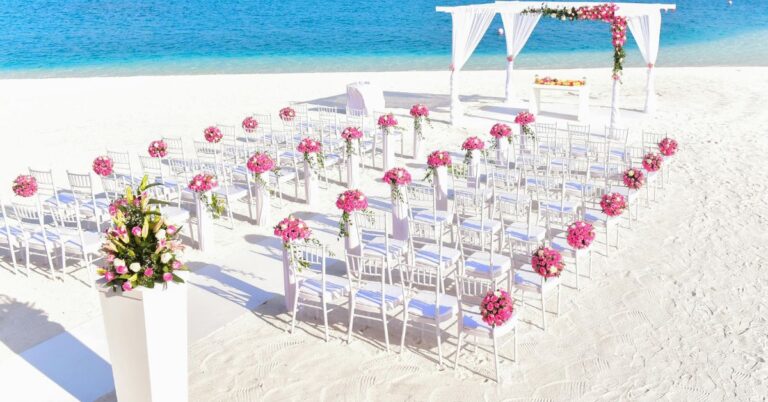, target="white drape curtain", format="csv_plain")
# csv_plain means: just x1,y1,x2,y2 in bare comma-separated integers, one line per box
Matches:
449,7,496,125
628,11,662,113
500,13,540,103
